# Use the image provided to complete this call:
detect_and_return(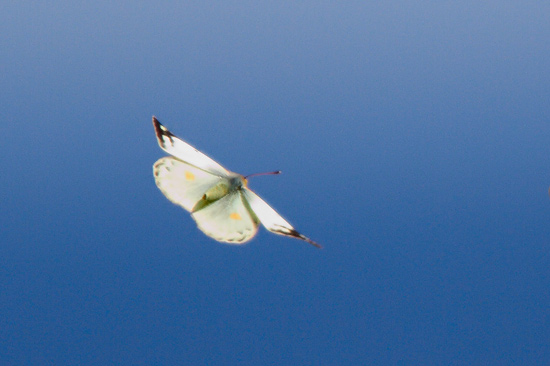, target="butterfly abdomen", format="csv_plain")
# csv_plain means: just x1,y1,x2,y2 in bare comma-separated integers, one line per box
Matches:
204,181,230,201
